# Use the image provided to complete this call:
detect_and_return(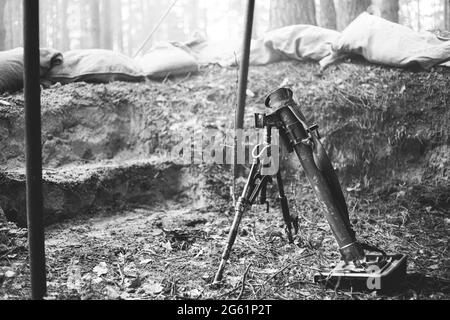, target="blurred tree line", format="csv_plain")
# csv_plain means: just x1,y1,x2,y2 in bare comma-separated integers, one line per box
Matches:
0,0,449,53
